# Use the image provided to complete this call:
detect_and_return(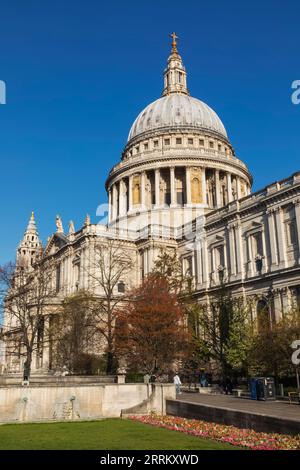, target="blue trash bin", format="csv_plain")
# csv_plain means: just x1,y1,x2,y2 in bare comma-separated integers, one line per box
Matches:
250,378,258,400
